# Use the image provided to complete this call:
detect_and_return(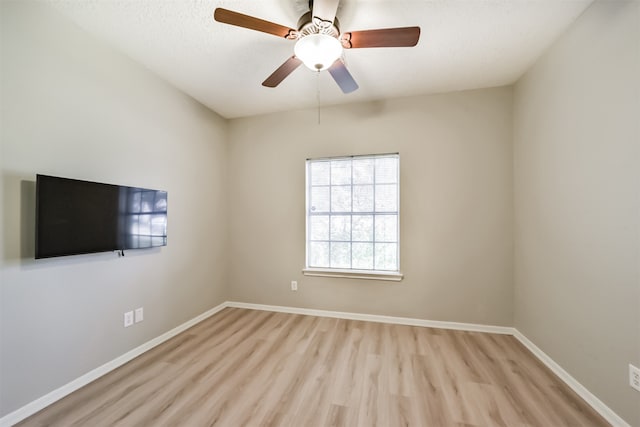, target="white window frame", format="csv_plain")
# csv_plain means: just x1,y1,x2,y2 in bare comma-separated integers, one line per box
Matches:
303,153,403,281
